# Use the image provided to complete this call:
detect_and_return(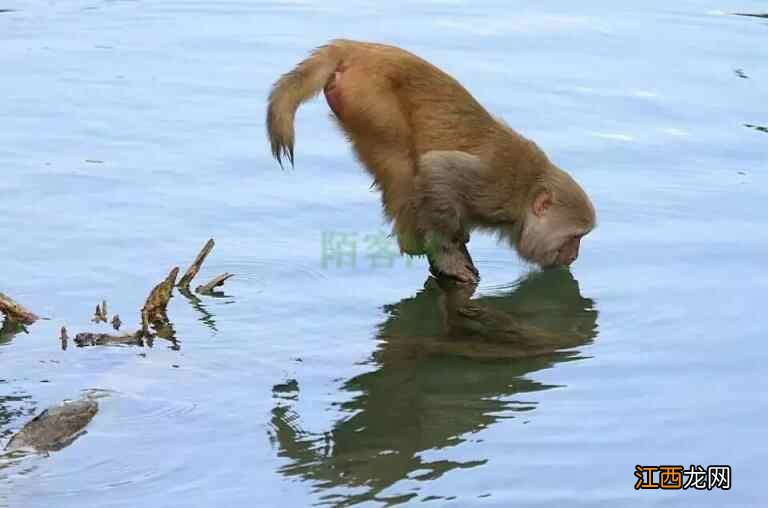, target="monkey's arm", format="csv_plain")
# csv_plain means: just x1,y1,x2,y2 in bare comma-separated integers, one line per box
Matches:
415,151,488,284
416,151,489,239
